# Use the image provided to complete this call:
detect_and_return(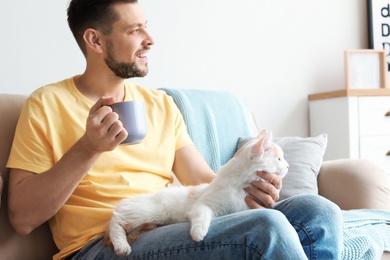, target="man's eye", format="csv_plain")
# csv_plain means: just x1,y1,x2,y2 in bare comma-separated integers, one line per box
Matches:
130,29,140,35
